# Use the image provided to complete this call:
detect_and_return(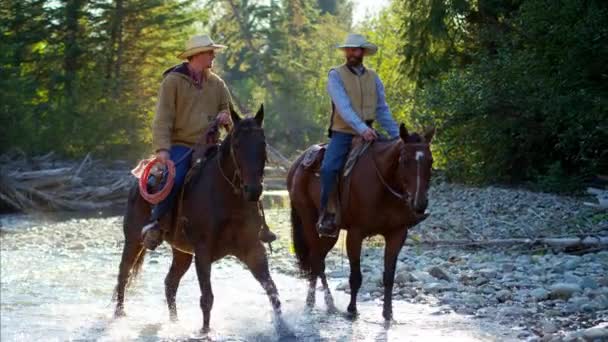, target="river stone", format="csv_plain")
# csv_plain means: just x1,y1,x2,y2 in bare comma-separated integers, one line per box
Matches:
478,268,498,279
563,258,581,271
530,288,550,301
499,305,528,317
580,277,599,290
542,321,558,334
563,274,583,285
496,289,512,303
428,266,452,281
502,263,516,273
473,276,490,286
336,281,349,291
423,282,454,293
582,325,608,340
411,271,434,283
549,283,581,299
